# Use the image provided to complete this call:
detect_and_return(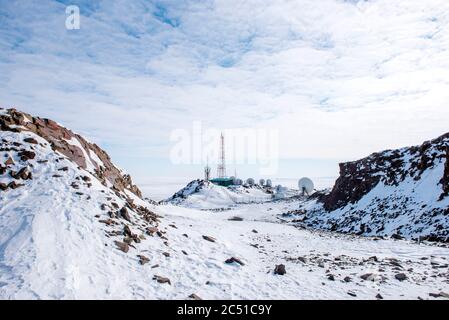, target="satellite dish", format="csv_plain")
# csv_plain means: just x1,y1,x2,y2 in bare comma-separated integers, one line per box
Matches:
266,179,272,187
246,178,255,186
298,177,314,196
259,178,265,186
